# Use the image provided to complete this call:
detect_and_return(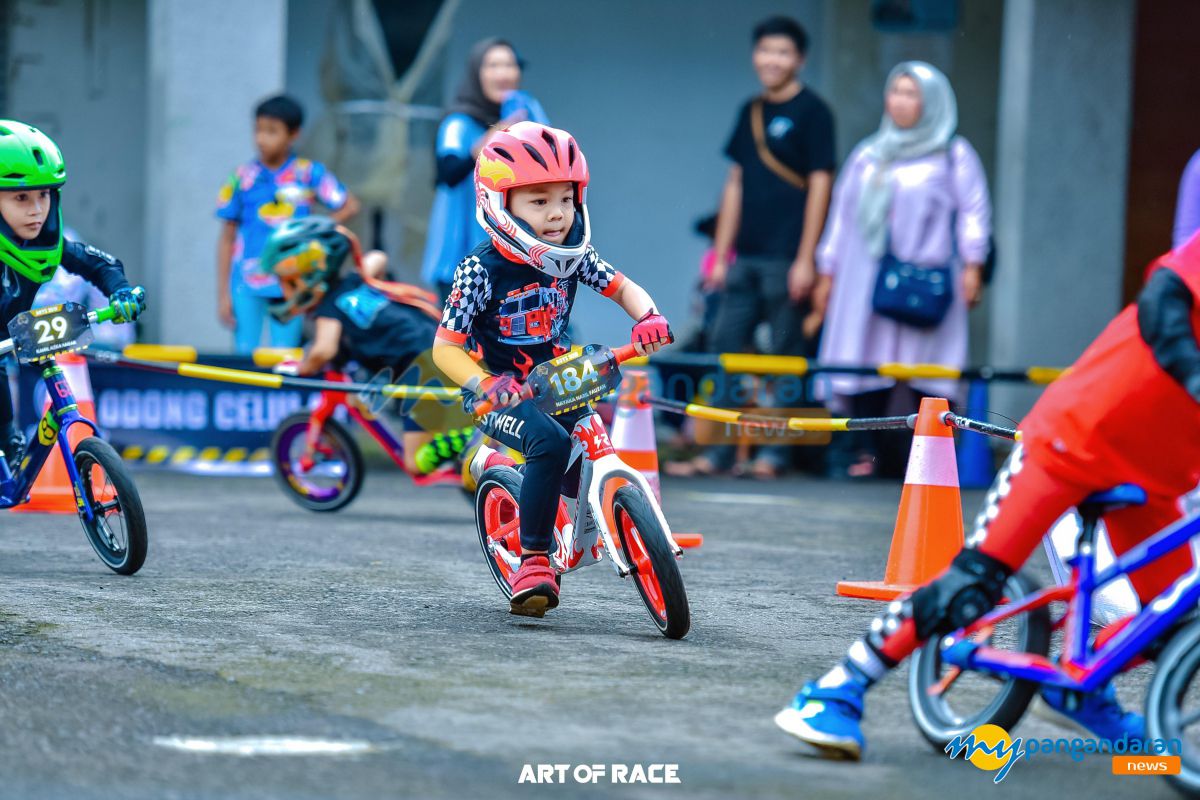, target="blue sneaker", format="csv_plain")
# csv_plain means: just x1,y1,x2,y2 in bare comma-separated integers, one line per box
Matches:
1040,682,1145,741
774,680,866,760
